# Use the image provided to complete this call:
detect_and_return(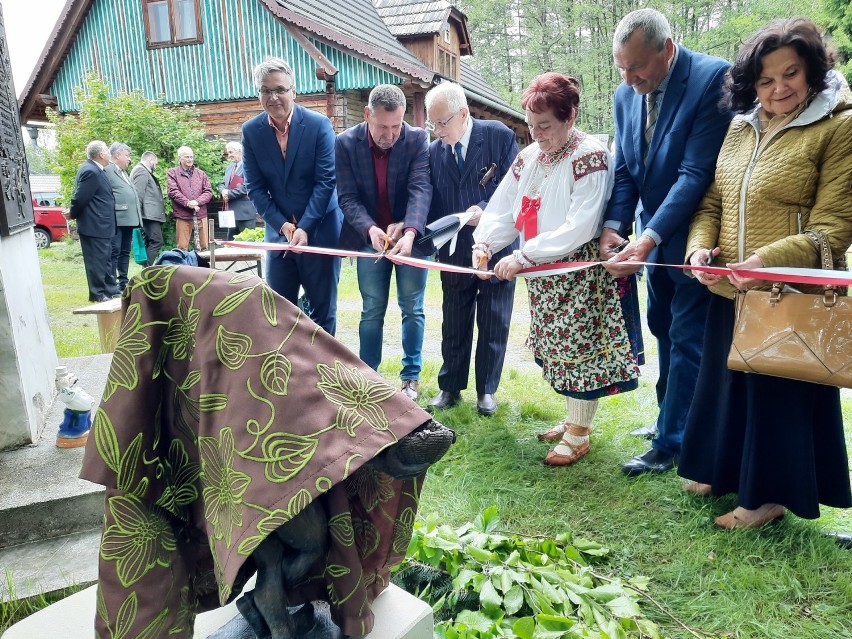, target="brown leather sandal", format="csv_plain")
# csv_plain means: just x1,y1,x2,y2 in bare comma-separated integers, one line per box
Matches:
537,420,567,442
714,504,785,529
543,425,590,466
682,482,712,496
